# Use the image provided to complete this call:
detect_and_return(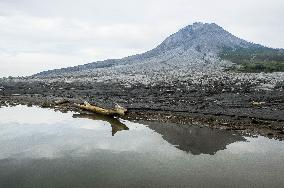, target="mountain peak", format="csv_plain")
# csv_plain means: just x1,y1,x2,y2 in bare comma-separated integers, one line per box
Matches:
156,22,253,53
189,22,220,29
